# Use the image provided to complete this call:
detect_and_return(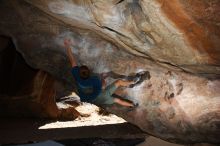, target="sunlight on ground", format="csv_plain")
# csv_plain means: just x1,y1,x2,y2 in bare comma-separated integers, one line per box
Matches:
39,102,126,129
